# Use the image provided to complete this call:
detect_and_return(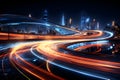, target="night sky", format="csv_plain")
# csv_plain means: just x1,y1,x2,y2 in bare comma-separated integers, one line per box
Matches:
0,0,120,25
